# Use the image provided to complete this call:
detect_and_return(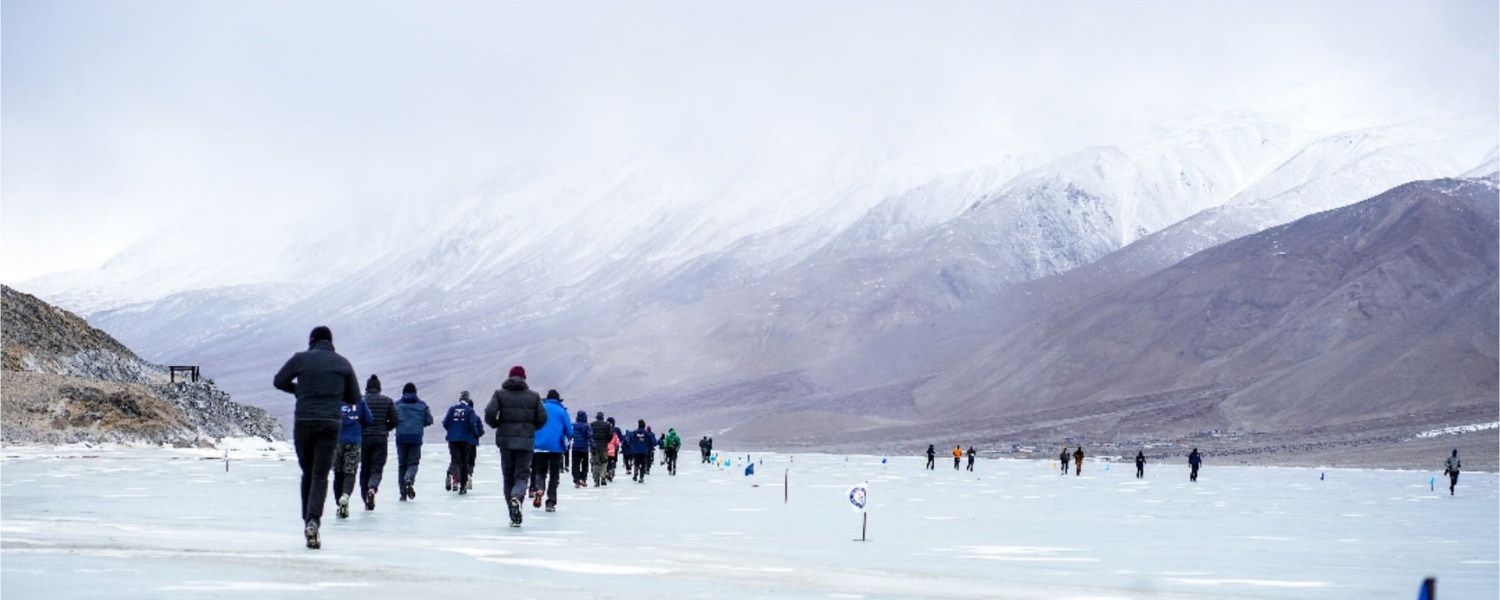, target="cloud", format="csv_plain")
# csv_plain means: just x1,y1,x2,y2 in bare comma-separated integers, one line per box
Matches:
3,1,1495,282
